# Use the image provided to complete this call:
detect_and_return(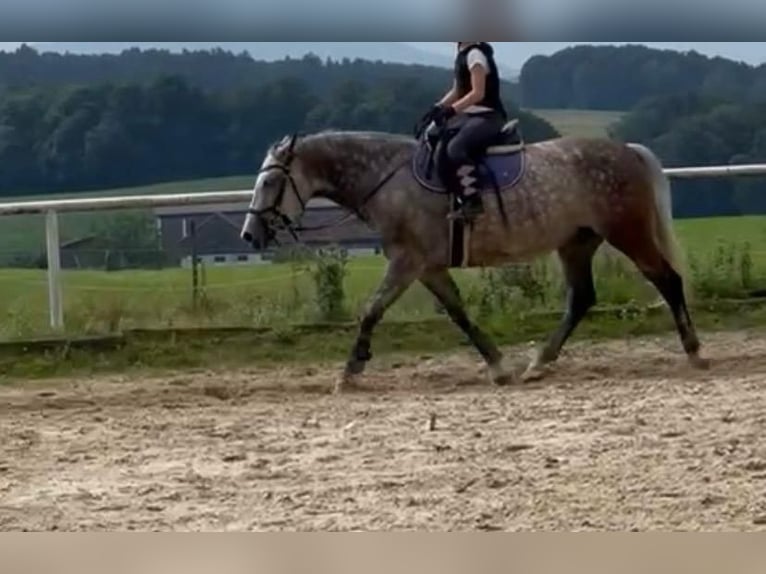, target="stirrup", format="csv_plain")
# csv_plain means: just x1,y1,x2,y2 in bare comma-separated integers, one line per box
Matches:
447,197,484,222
